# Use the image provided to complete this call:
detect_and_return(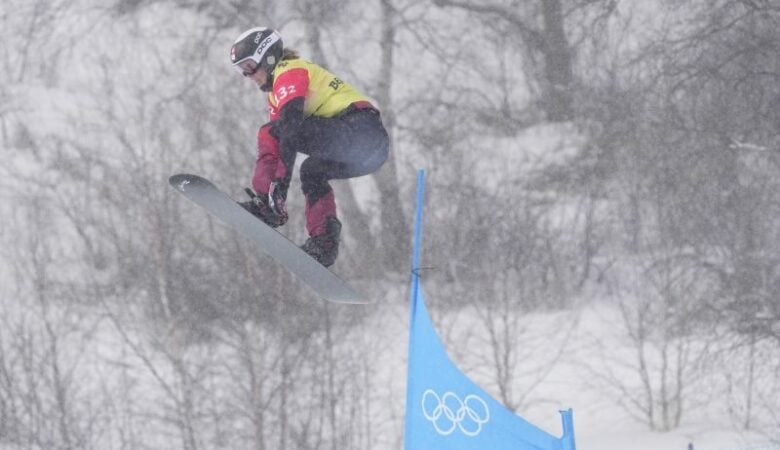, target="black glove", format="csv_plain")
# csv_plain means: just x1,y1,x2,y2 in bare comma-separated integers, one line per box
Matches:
238,187,288,228
268,179,288,217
